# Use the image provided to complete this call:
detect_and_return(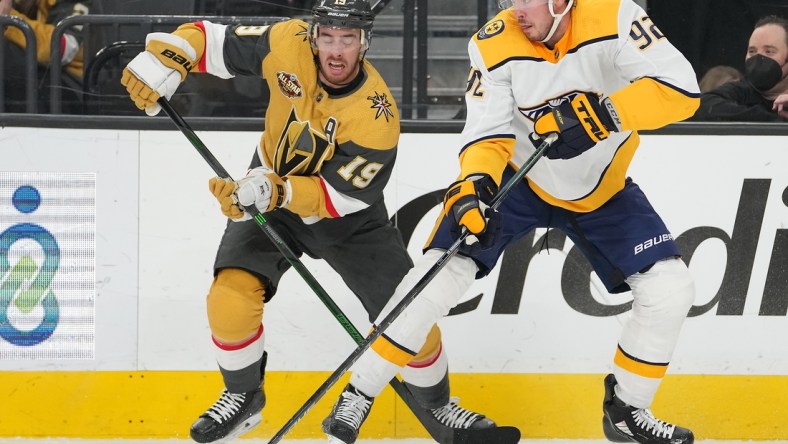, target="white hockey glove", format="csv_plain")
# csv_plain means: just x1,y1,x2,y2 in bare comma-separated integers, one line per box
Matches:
235,167,291,214
121,32,197,116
